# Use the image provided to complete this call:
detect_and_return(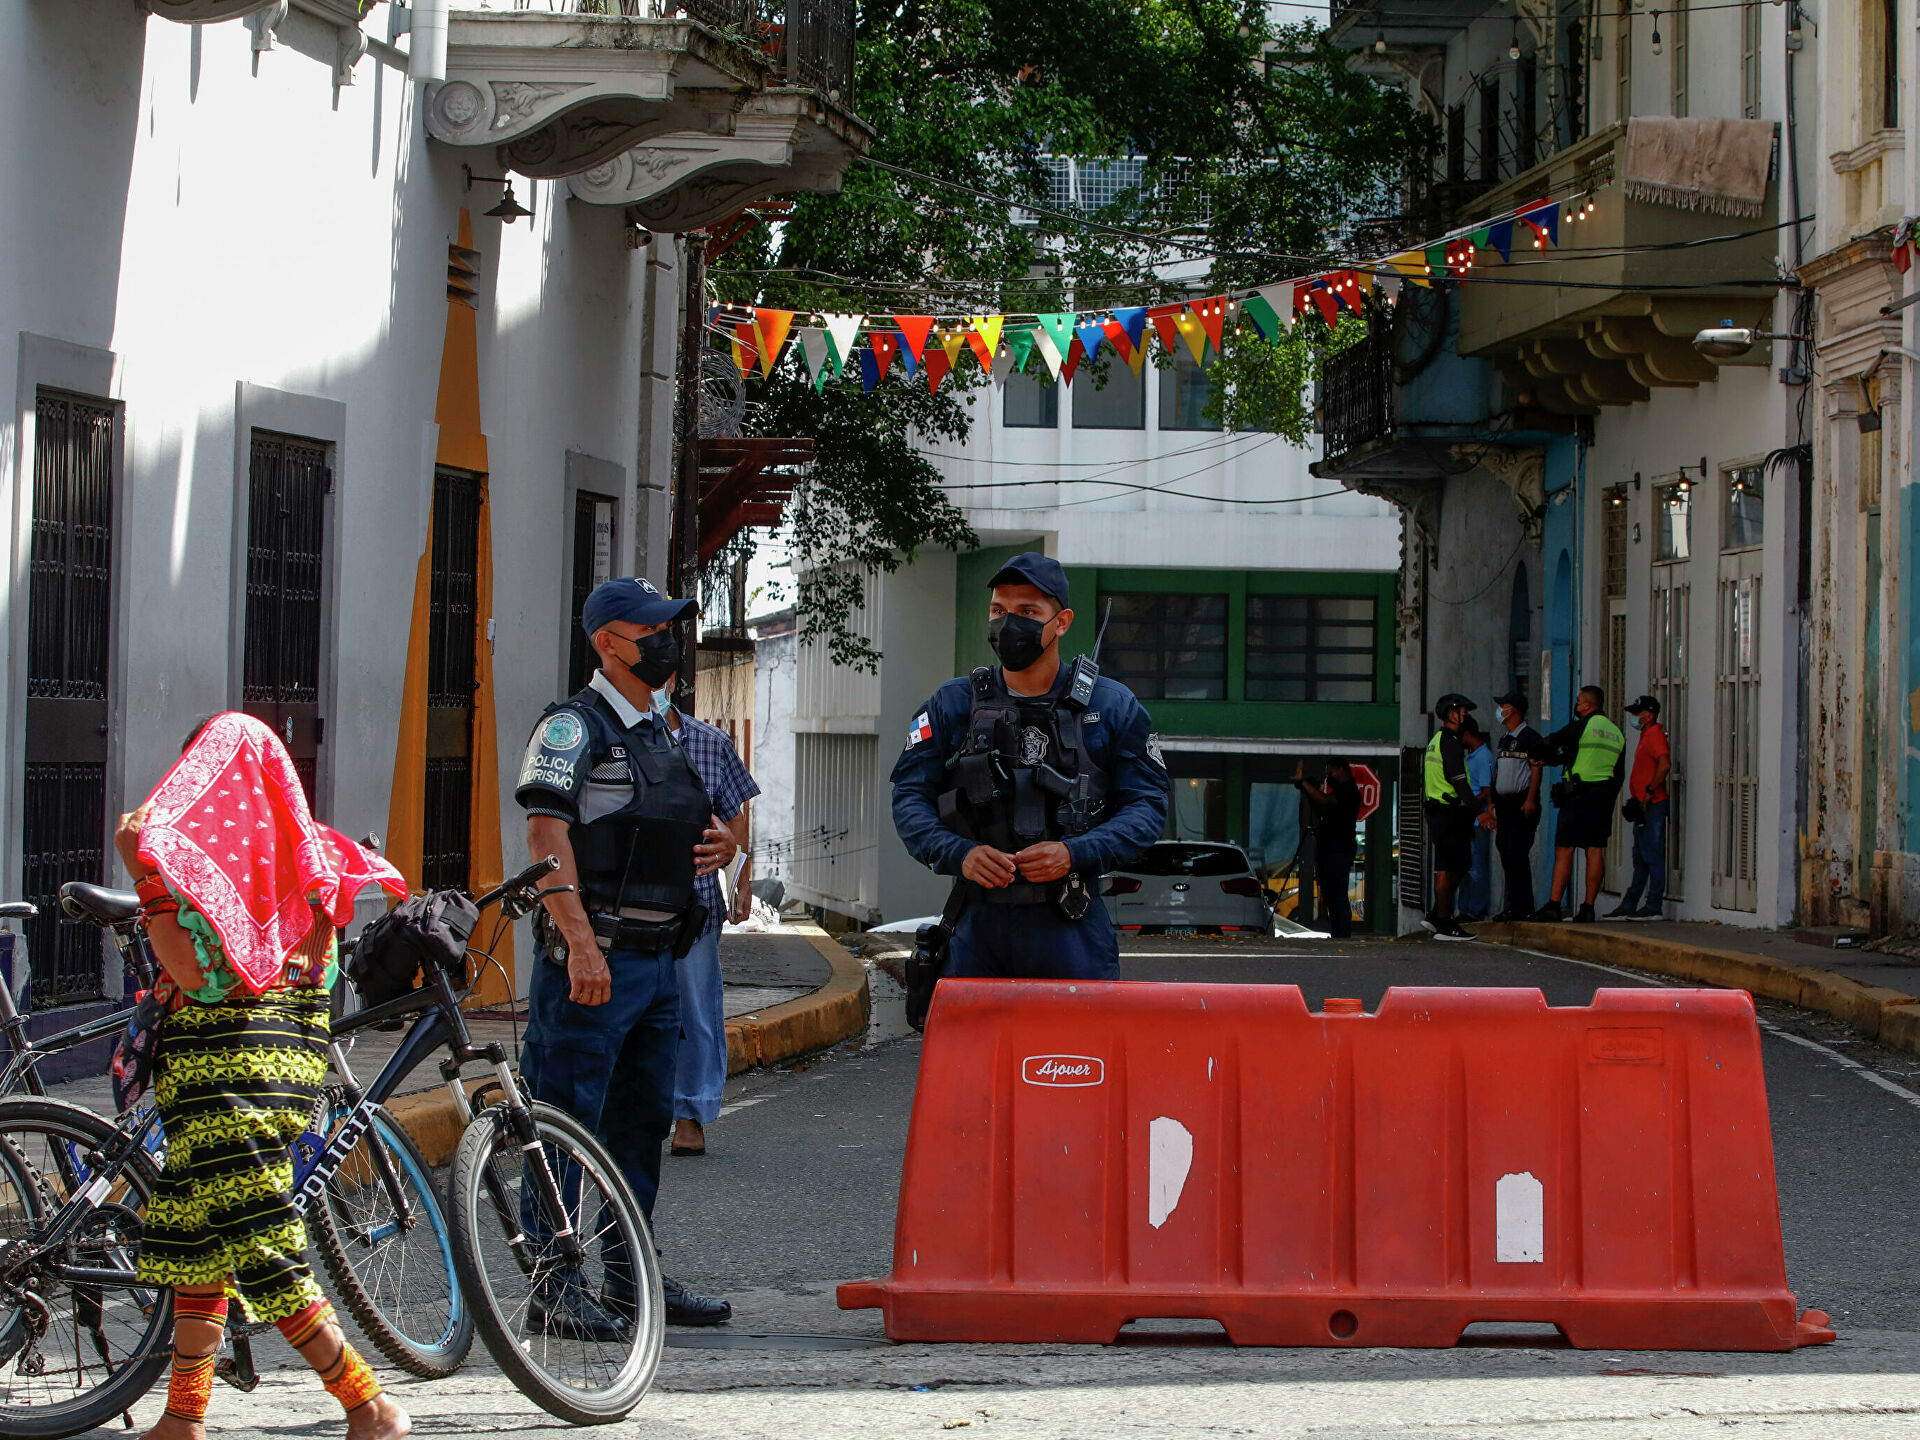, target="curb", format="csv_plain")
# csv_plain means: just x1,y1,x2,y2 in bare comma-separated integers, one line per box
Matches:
1475,920,1920,1058
723,924,873,1074
384,925,872,1167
